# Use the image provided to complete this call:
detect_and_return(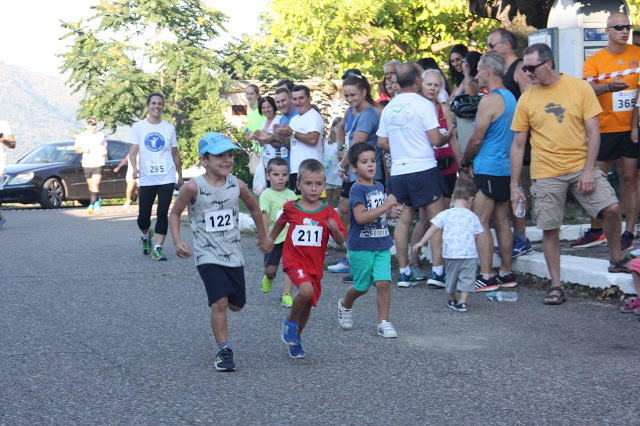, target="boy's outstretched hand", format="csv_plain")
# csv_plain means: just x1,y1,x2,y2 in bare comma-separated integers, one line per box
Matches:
175,241,192,258
411,242,424,255
389,202,404,219
257,235,274,254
